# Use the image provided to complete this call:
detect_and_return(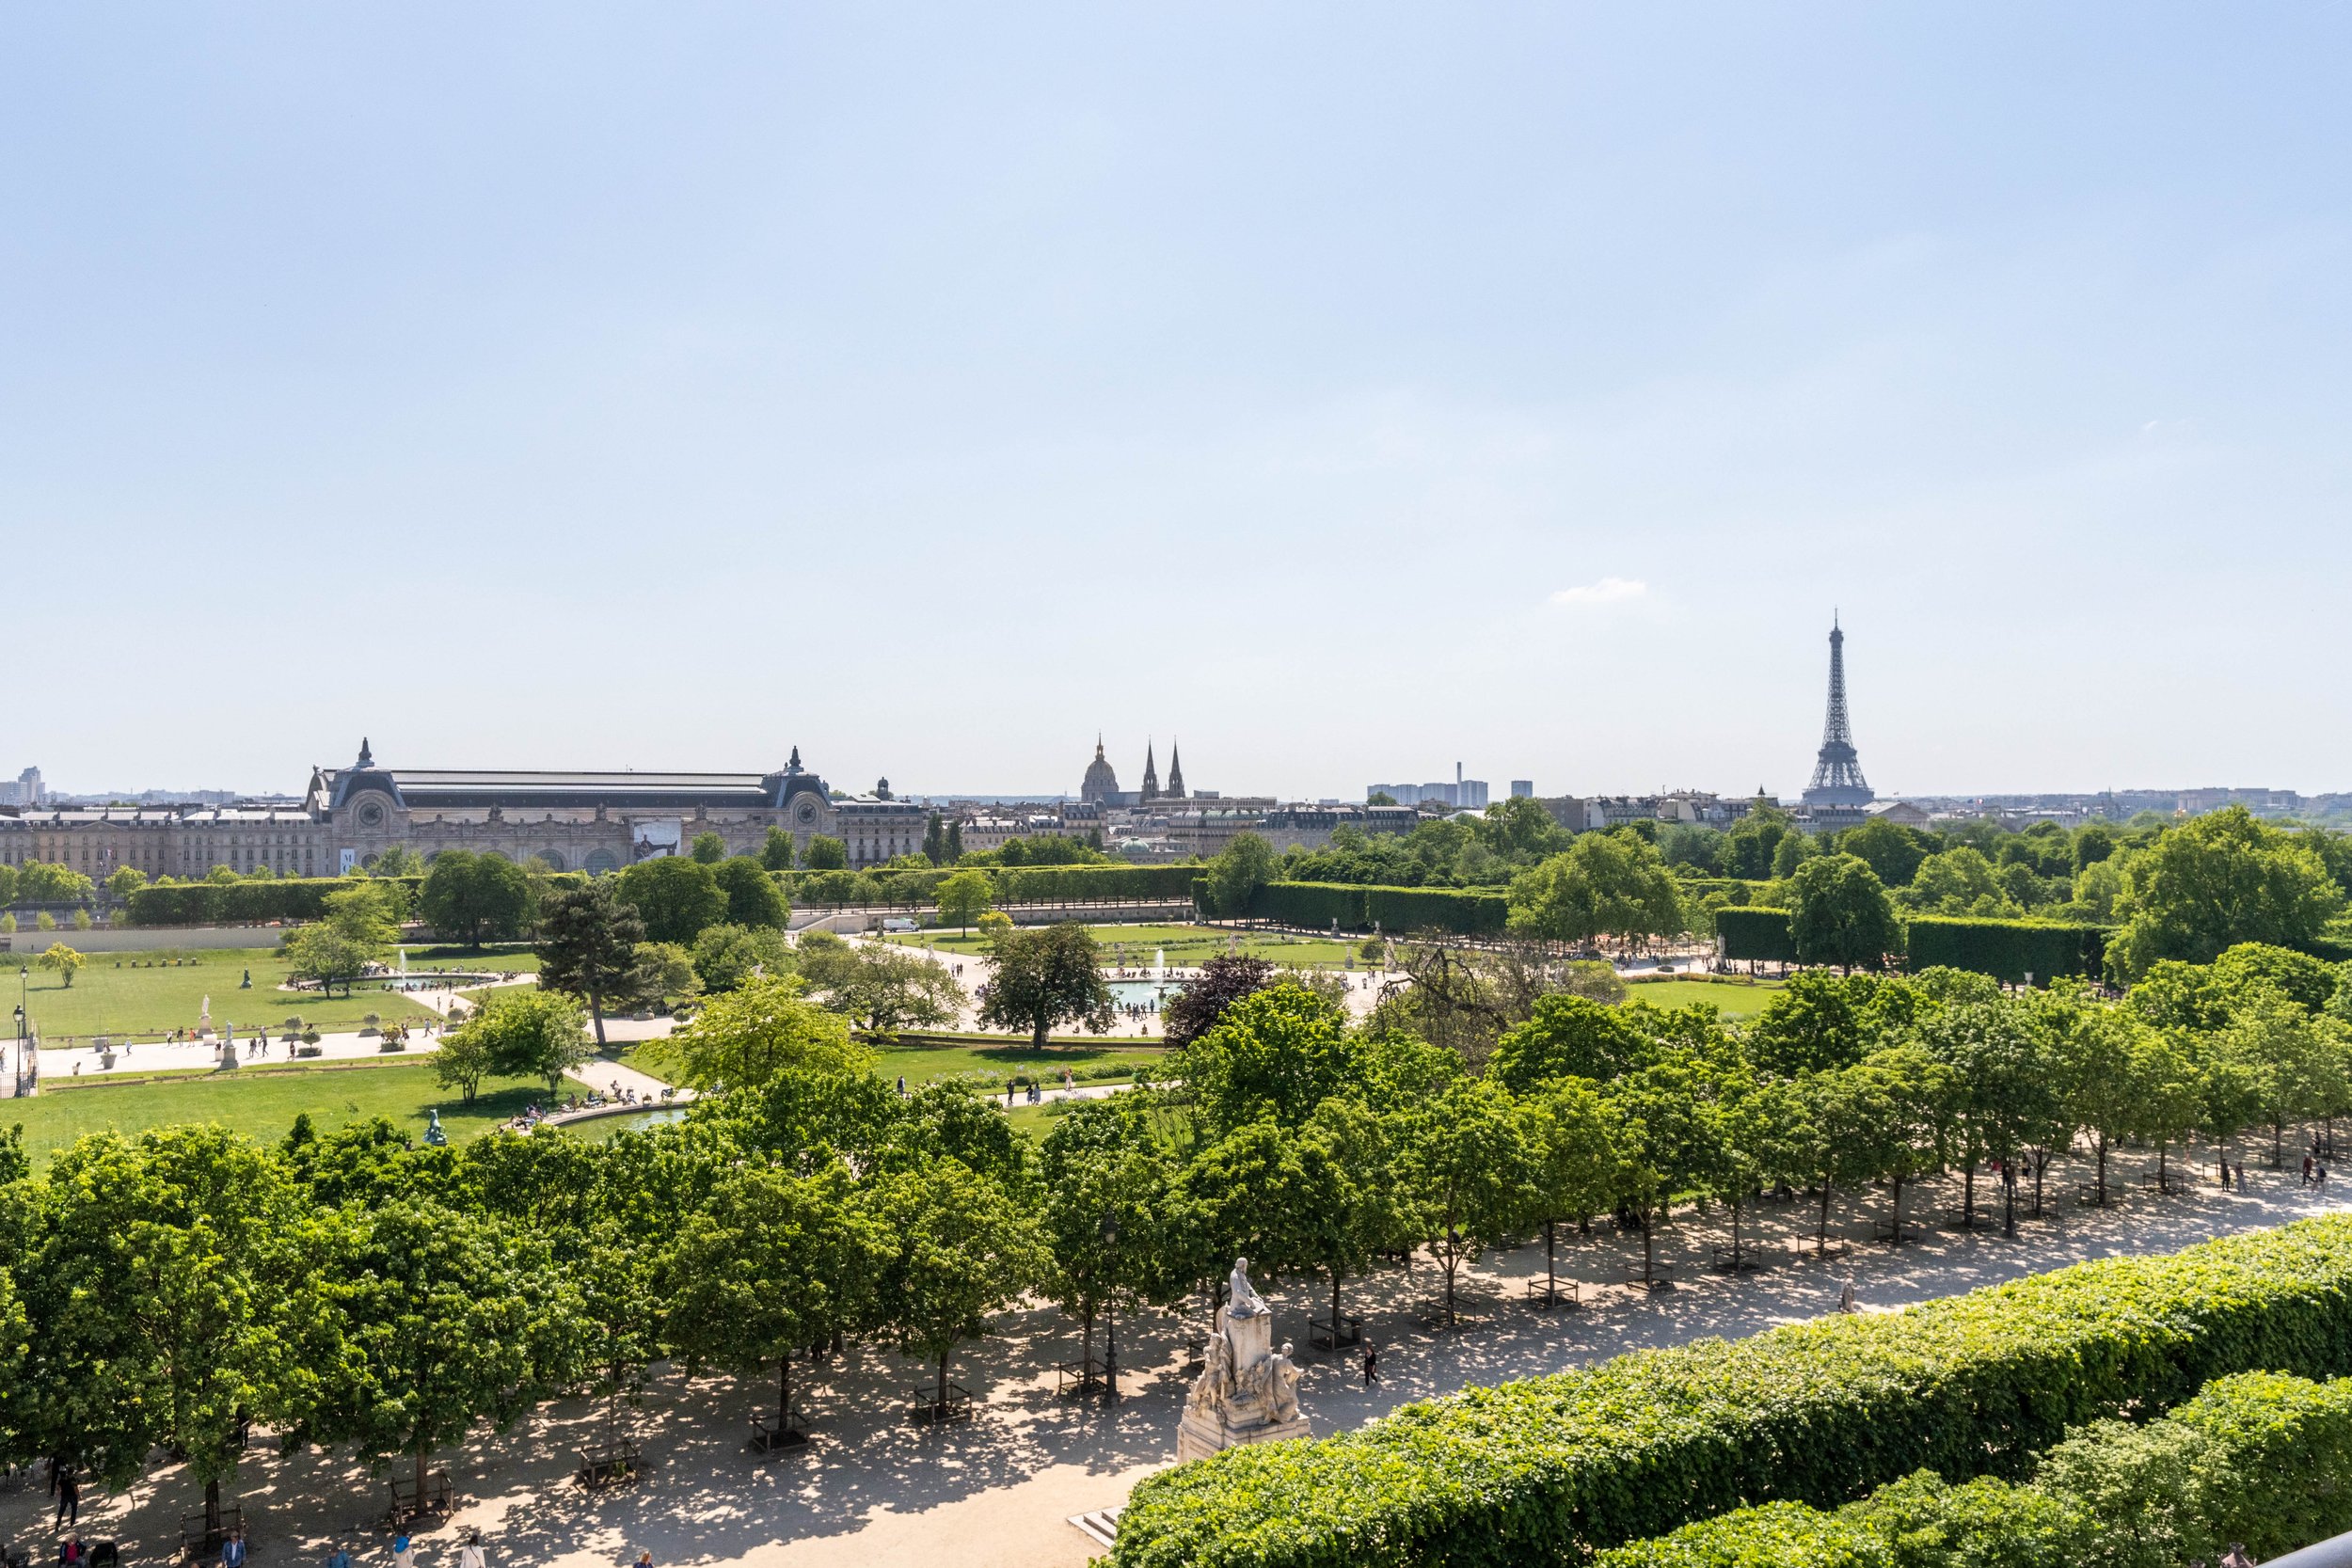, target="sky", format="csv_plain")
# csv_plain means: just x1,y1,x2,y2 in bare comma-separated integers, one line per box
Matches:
6,5,2350,802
